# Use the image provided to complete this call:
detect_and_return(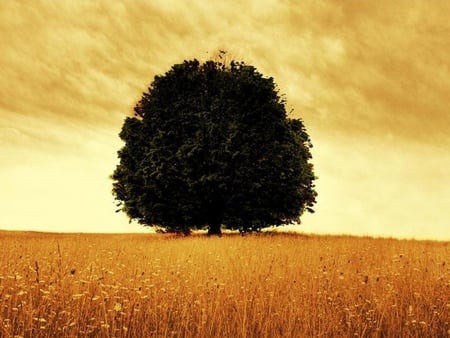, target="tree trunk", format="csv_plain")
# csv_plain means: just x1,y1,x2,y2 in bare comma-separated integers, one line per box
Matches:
207,221,222,236
182,227,191,236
